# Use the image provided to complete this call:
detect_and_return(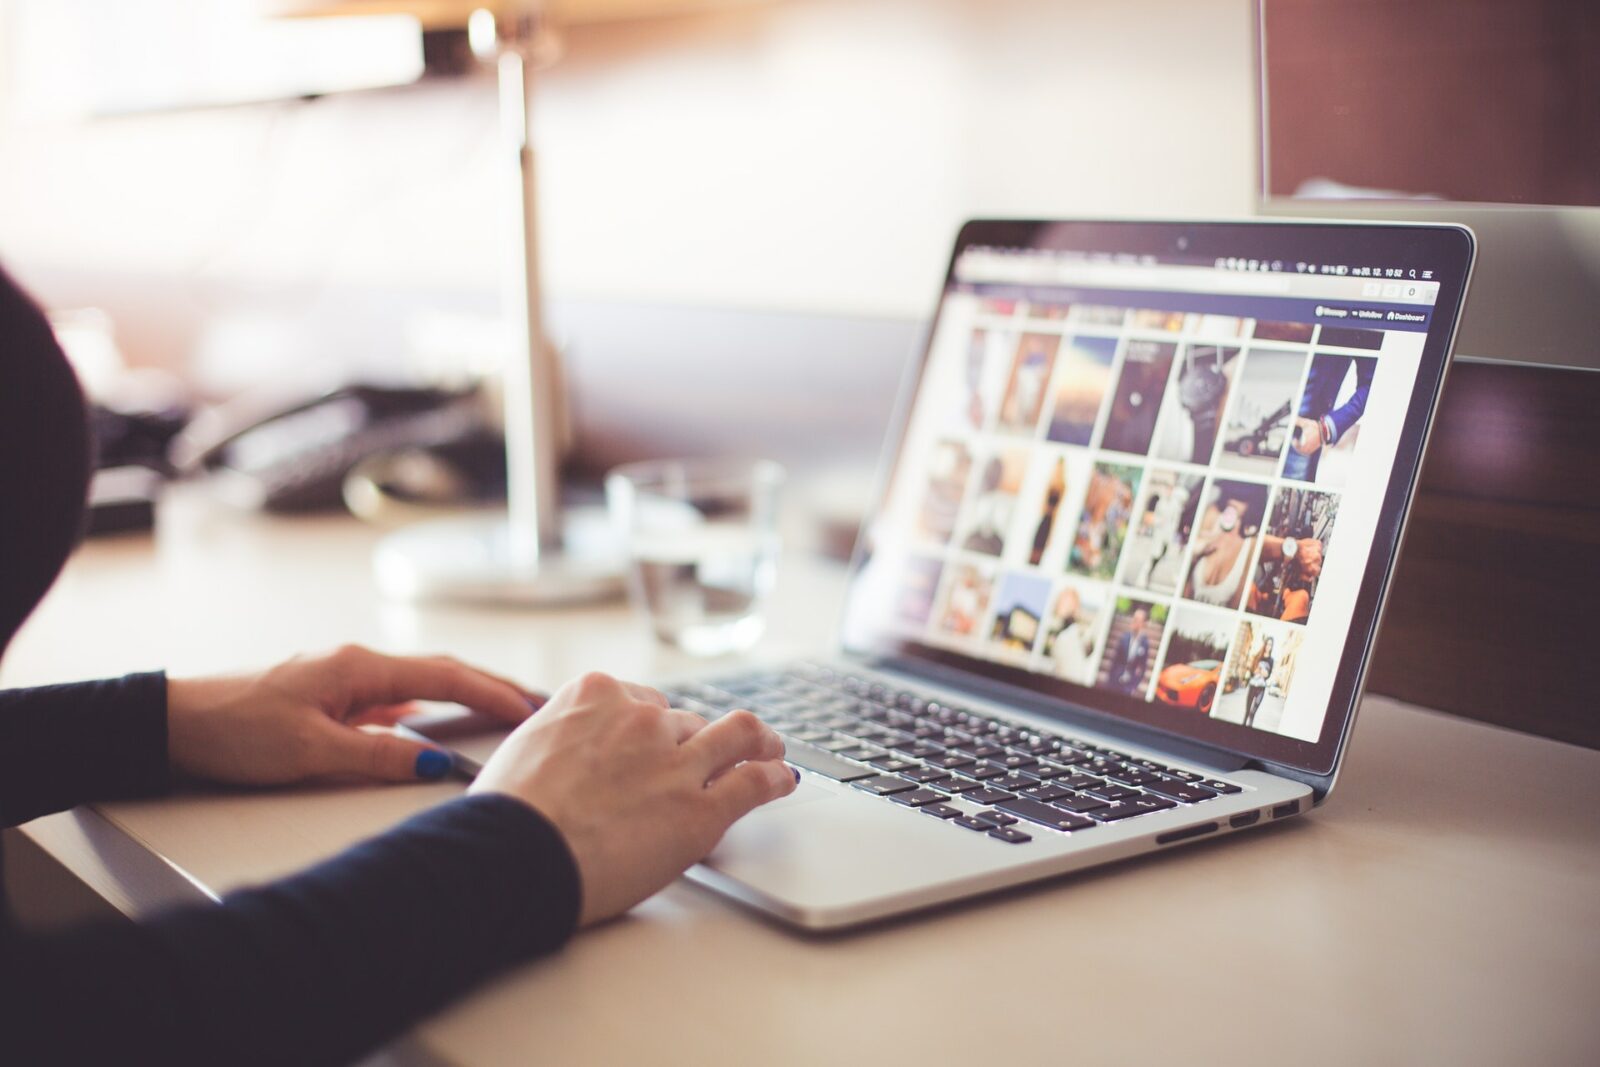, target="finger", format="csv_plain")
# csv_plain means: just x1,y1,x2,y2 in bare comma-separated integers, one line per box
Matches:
312,721,455,783
666,707,709,743
349,701,422,728
332,648,532,724
680,709,784,779
704,758,797,823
